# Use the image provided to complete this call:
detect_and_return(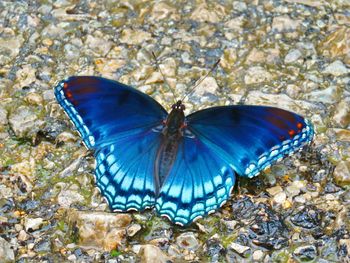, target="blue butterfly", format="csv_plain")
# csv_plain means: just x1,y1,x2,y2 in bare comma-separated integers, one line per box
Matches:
55,76,314,226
